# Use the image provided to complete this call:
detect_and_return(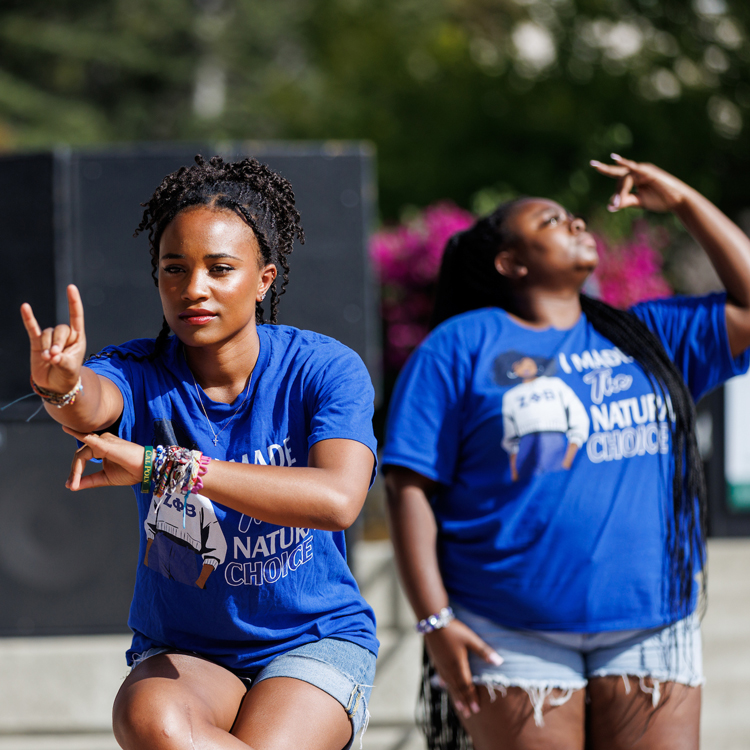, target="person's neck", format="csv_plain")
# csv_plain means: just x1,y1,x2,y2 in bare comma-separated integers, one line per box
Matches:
508,288,582,330
183,328,261,403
